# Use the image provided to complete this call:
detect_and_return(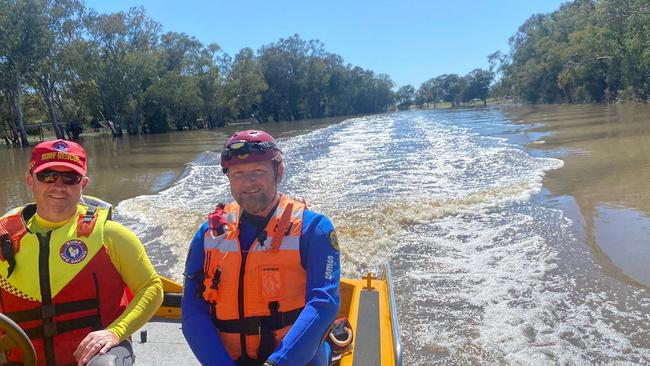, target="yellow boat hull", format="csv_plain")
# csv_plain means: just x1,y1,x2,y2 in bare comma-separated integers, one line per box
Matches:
156,264,402,366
